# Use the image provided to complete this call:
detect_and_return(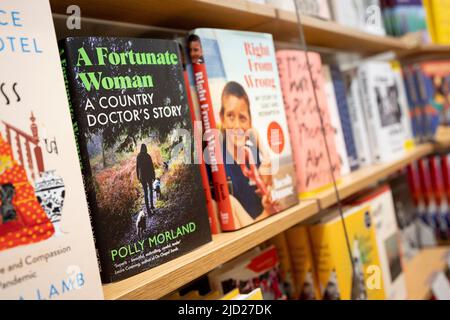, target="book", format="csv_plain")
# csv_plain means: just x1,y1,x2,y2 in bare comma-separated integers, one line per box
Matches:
266,232,296,299
389,172,422,261
267,0,331,19
188,29,298,231
343,68,373,167
348,186,407,300
60,36,212,283
330,0,386,35
309,205,386,300
322,65,351,176
208,246,288,300
178,40,220,235
391,61,414,149
0,0,103,299
414,60,450,138
330,65,360,172
402,65,424,141
277,50,341,197
357,61,410,163
386,0,427,37
429,155,450,241
285,225,320,300
423,0,450,44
